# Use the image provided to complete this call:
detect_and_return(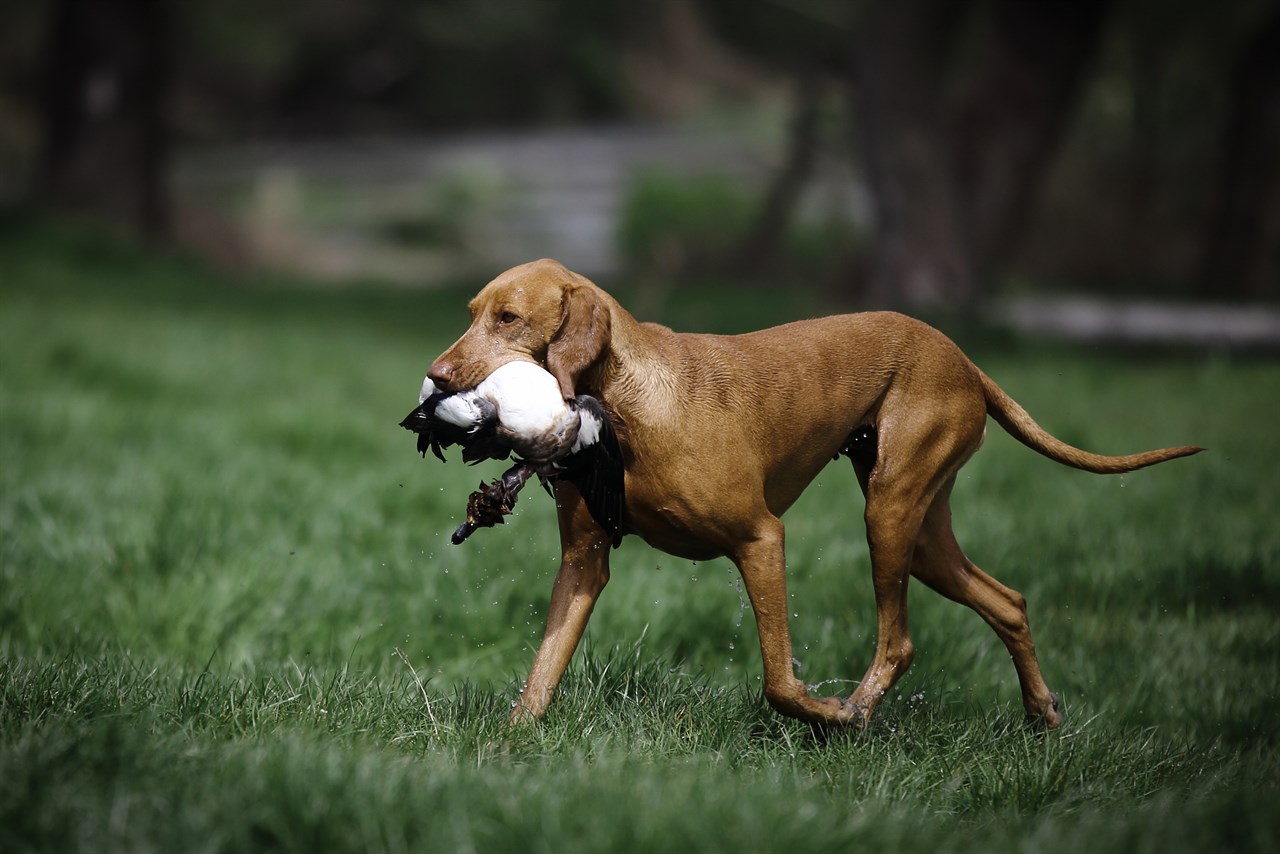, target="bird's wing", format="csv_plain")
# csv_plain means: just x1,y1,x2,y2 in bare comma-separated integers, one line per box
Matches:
400,396,450,461
401,392,510,464
558,396,626,547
